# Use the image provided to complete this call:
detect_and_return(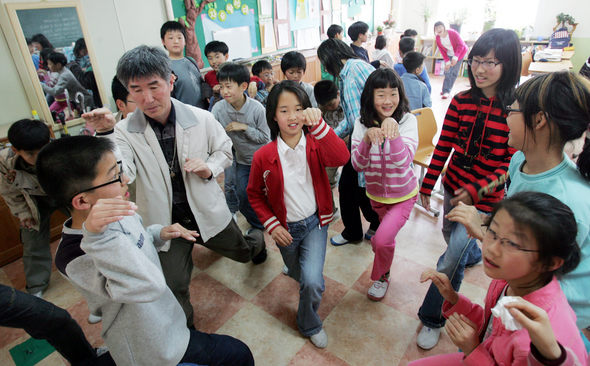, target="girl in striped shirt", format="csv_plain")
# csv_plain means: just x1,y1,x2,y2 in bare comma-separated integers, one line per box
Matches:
351,68,418,301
